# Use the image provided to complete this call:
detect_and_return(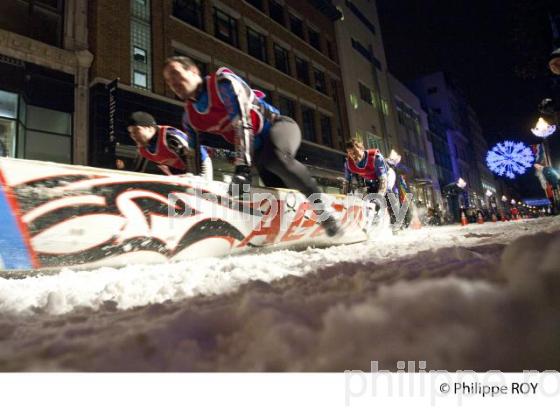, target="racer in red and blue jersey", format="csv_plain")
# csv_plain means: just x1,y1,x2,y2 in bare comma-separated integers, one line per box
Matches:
121,111,213,180
162,56,340,236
